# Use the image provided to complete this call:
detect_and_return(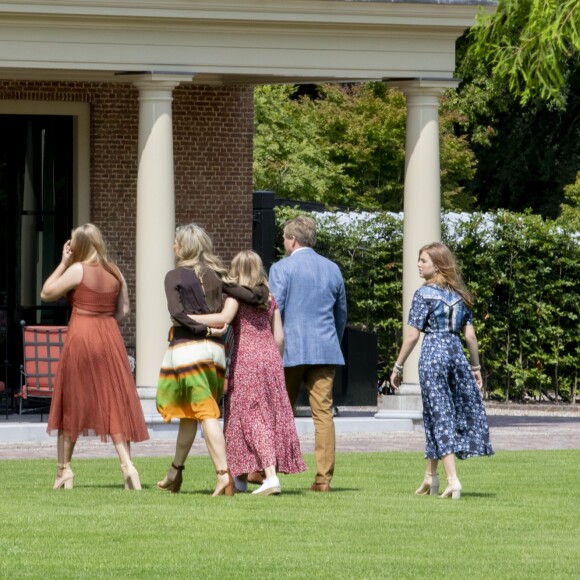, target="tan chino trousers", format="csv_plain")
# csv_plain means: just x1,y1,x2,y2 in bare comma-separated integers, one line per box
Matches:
284,364,336,485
